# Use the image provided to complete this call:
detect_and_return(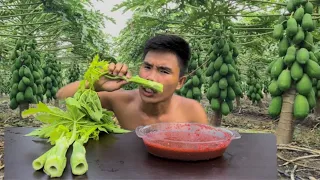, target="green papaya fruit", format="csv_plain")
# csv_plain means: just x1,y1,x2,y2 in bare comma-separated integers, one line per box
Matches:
287,0,295,13
205,62,215,77
307,89,316,109
296,48,309,64
291,61,303,81
268,80,282,96
305,59,320,79
296,74,312,96
219,63,229,76
302,13,314,31
271,58,284,78
304,2,313,14
286,17,298,37
277,69,291,91
303,32,313,51
284,45,296,65
292,26,305,44
214,56,223,70
218,78,228,90
279,37,289,57
221,101,230,116
293,94,309,119
294,6,304,23
273,24,283,40
210,98,220,111
268,96,282,117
